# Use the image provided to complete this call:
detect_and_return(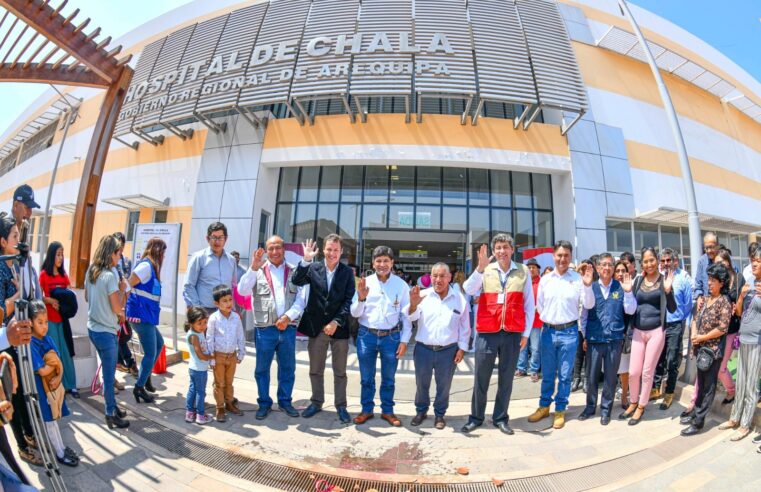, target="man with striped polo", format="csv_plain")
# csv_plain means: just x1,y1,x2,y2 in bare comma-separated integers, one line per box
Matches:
460,233,535,435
